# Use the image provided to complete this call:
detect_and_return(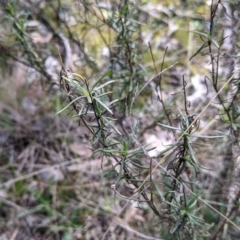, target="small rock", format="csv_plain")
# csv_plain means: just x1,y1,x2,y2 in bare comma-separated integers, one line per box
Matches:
40,168,64,183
